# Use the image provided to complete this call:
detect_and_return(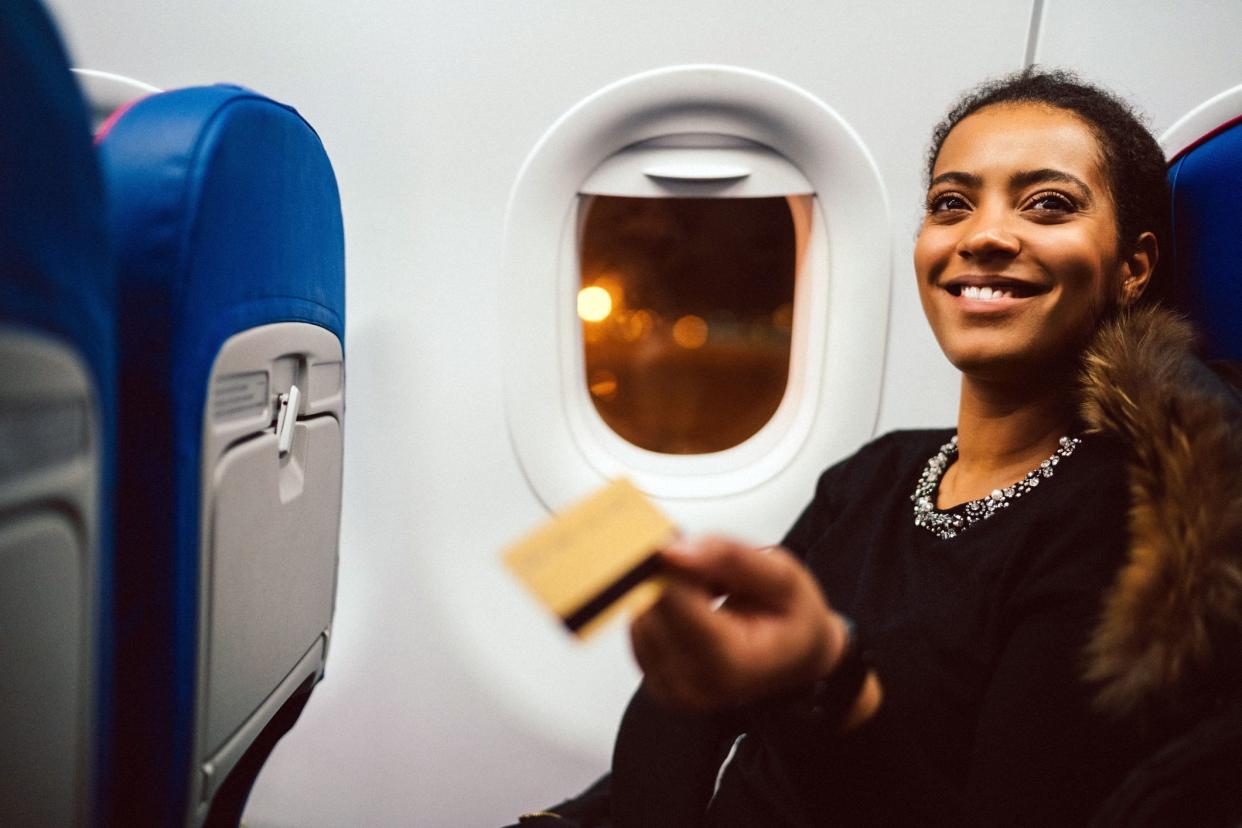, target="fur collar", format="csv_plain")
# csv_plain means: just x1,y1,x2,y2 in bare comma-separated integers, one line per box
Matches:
1079,305,1242,724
